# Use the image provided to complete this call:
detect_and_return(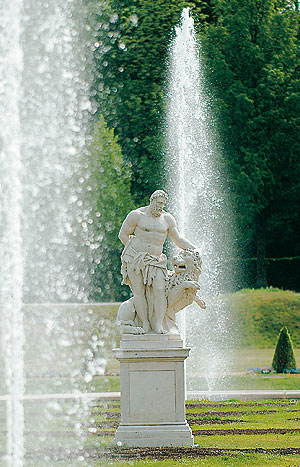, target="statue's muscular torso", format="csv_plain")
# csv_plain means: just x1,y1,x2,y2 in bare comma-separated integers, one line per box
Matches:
120,207,172,256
